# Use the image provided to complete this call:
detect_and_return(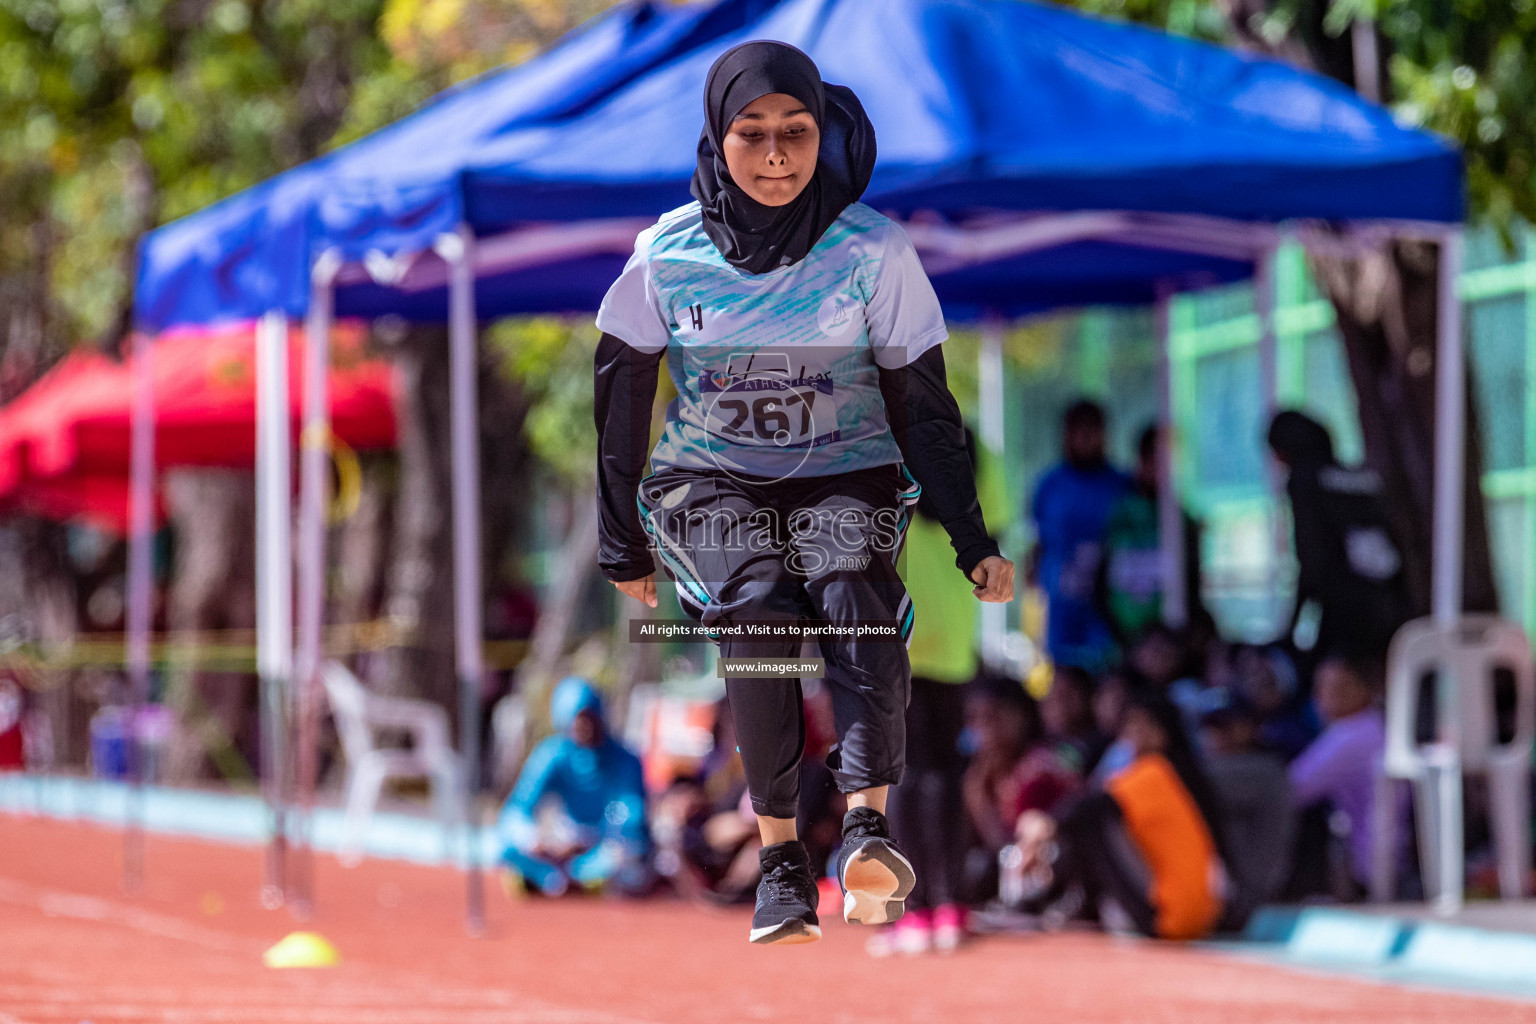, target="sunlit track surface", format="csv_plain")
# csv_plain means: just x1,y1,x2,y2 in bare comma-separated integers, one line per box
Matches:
3,817,1533,1024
